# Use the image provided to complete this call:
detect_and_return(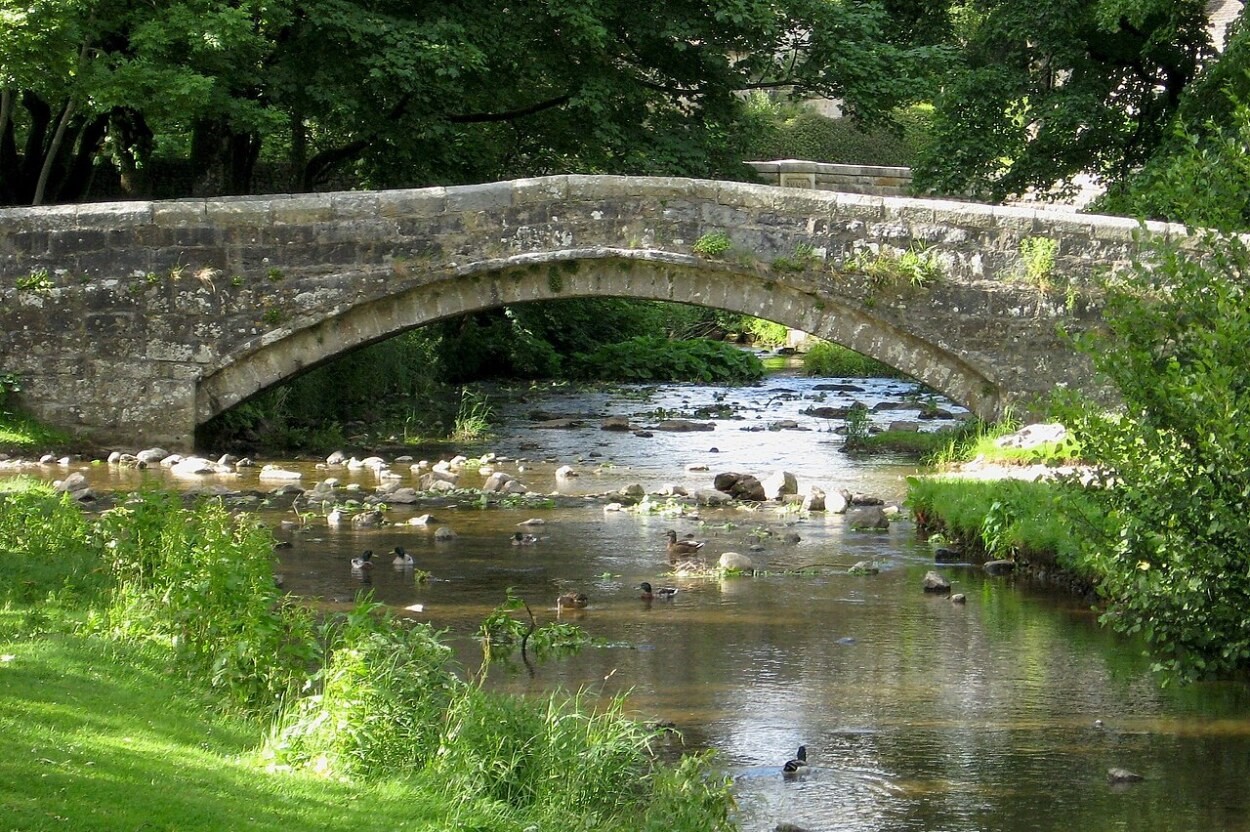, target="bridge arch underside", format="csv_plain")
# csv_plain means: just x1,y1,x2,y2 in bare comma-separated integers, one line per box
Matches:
196,255,1002,427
